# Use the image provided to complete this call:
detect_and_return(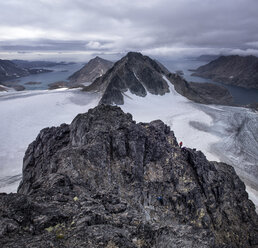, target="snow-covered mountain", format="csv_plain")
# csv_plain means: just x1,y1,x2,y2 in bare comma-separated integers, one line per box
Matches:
0,52,257,212
68,56,113,83
83,52,233,105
